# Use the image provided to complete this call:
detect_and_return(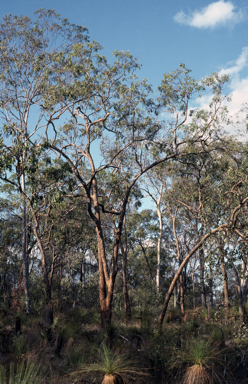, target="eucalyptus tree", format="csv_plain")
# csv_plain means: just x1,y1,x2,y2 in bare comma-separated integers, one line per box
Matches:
157,137,248,327
0,196,22,308
0,9,90,308
0,9,233,323
46,61,233,323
